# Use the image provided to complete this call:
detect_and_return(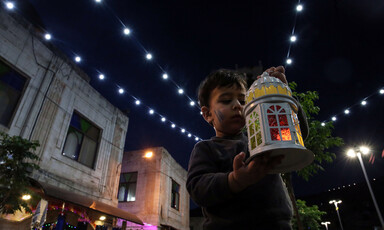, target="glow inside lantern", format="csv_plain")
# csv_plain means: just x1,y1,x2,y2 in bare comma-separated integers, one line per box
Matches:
244,72,314,173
